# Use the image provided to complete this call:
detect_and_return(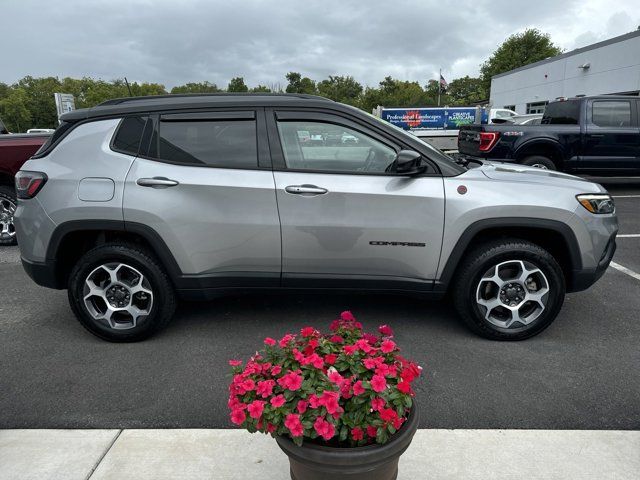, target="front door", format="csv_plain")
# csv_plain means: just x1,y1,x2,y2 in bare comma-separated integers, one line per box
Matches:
268,110,445,291
582,99,640,173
